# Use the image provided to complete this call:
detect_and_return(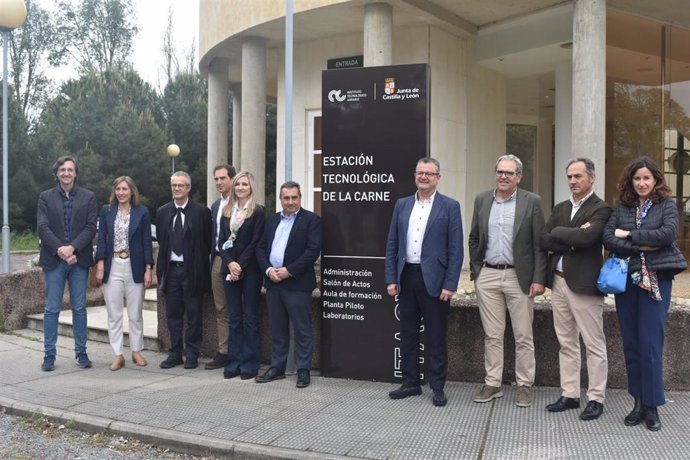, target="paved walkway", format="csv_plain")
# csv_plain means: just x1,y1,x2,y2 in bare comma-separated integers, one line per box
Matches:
1,331,689,459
